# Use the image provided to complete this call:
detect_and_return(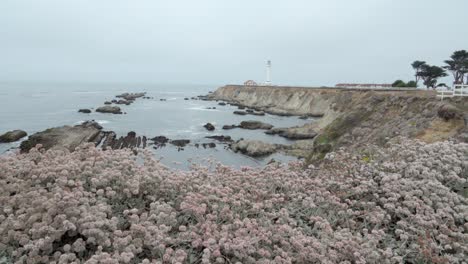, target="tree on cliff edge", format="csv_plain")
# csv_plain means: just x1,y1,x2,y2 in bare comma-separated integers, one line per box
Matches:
411,60,426,87
443,50,468,84
417,64,448,89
